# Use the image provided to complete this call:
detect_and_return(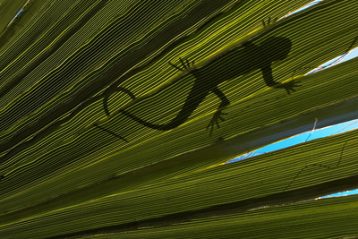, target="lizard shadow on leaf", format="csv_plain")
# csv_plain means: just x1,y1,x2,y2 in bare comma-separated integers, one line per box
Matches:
96,35,298,140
